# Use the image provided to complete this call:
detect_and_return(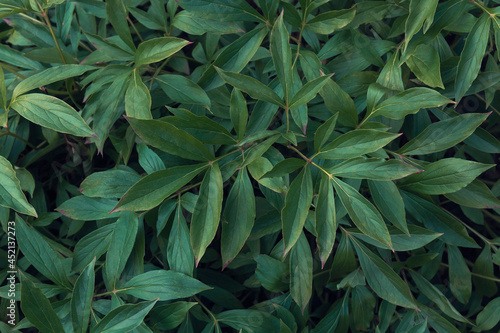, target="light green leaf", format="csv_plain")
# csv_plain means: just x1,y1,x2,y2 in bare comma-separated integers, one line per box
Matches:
333,177,392,250
398,113,489,155
71,258,95,333
90,300,157,333
157,74,211,109
135,37,190,67
12,65,95,100
121,270,210,300
369,87,451,120
349,236,416,309
137,143,166,174
289,74,331,109
327,157,421,180
127,117,214,161
306,7,356,34
173,10,242,35
113,163,208,212
448,244,471,304
106,0,135,51
399,158,493,195
475,297,500,331
0,155,37,217
20,271,65,333
455,14,491,103
177,0,265,22
315,130,400,160
80,169,141,199
190,163,223,265
221,168,255,268
11,94,94,137
56,196,119,220
125,69,152,119
282,165,313,256
216,67,284,107
16,215,70,288
167,203,195,276
405,44,444,88
404,0,438,48
230,88,248,140
290,232,313,312
316,174,336,267
270,12,293,104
